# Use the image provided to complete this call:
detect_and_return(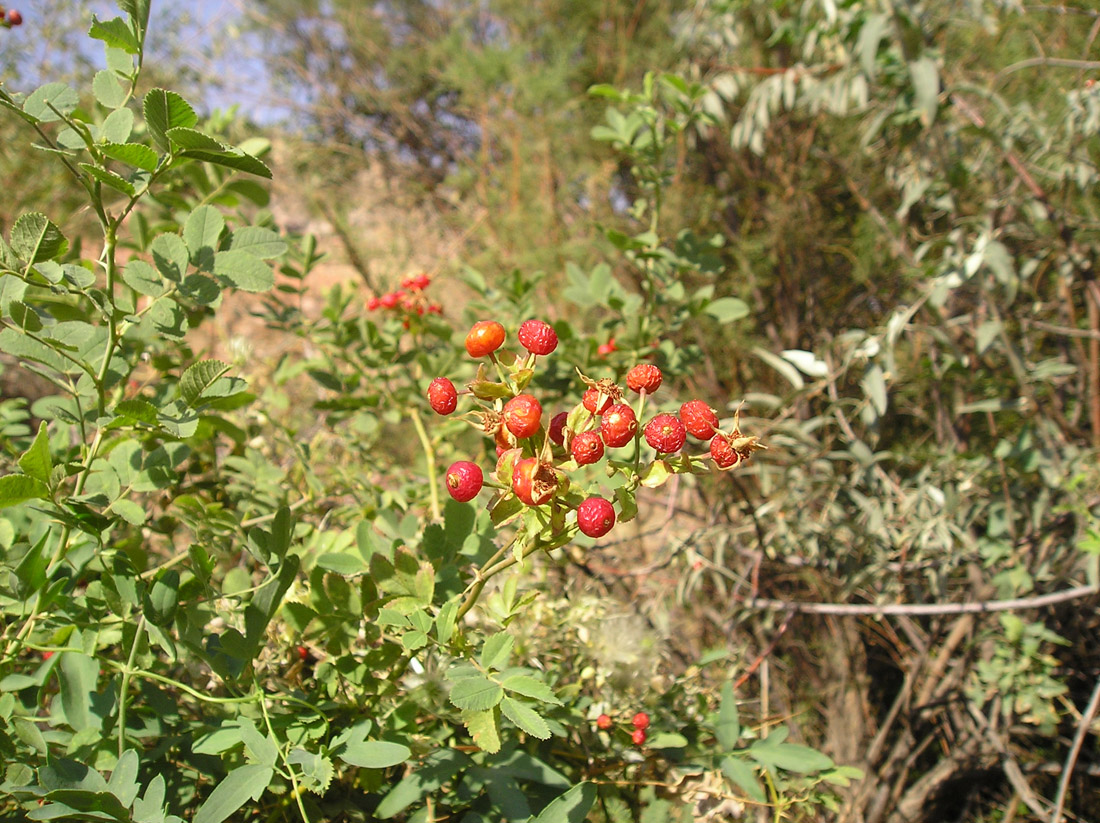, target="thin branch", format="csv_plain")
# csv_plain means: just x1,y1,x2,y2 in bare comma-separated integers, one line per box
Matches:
744,585,1098,616
1050,674,1100,823
995,56,1100,83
